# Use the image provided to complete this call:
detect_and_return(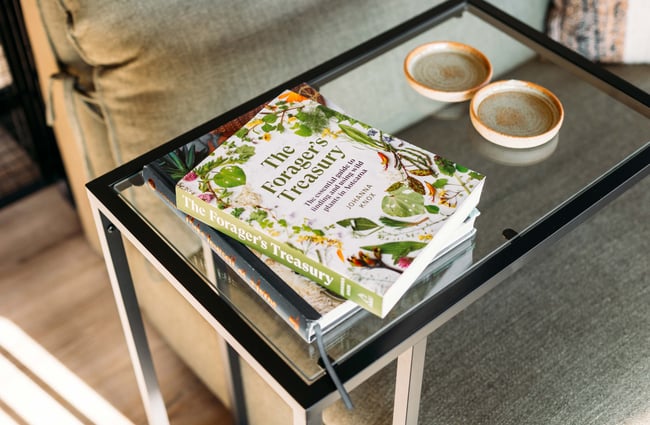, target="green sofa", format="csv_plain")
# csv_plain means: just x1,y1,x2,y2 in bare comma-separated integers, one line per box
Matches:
21,0,649,423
